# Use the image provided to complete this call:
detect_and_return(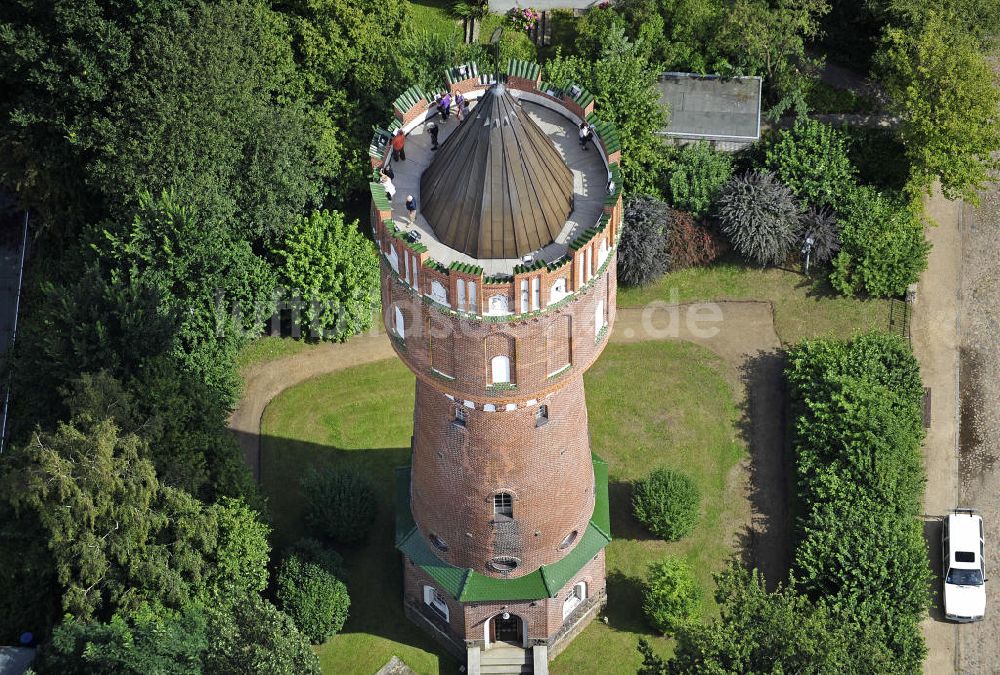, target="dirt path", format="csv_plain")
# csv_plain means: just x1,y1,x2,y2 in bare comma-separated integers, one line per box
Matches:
231,301,788,582
910,183,964,674
957,184,1000,675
